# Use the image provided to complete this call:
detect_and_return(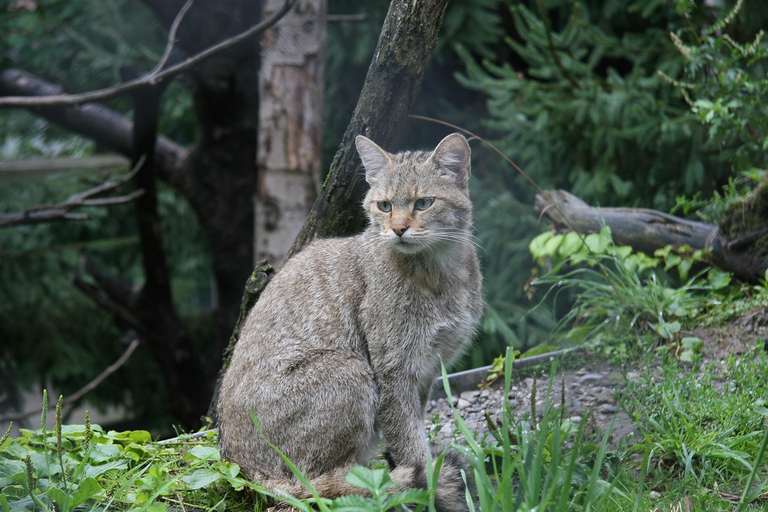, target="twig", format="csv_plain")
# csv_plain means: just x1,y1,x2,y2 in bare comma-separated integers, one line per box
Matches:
0,0,296,107
0,339,141,424
0,155,146,228
150,0,195,77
